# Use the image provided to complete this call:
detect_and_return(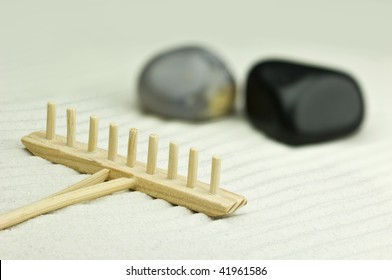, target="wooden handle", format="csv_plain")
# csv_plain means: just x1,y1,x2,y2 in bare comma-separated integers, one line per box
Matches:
0,175,135,230
49,168,109,197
